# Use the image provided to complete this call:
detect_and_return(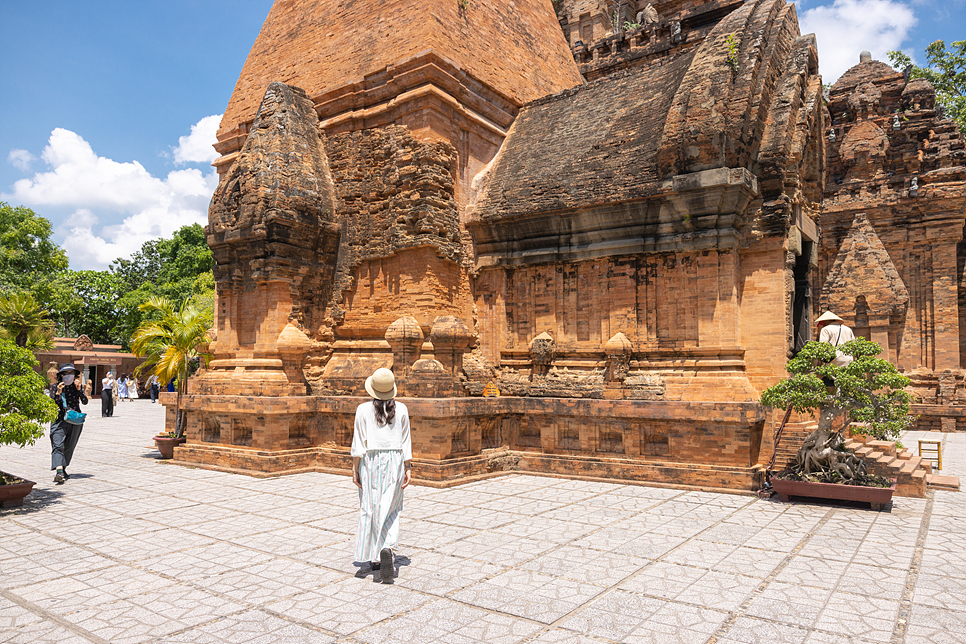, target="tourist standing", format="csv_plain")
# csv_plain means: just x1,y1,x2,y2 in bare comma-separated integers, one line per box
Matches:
147,374,160,403
101,371,115,417
125,374,137,401
117,374,129,402
351,368,412,583
112,374,120,407
49,363,88,484
816,311,855,367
